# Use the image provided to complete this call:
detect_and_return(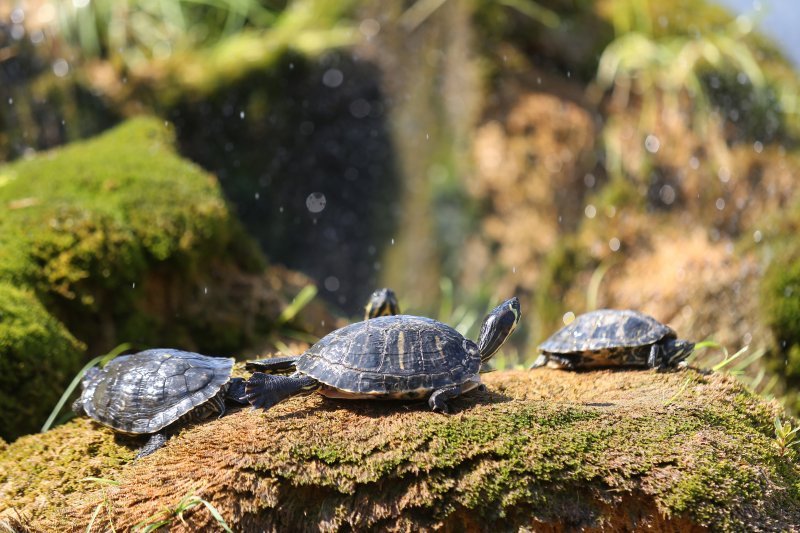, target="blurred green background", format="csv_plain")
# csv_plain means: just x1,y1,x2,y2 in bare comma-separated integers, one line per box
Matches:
3,0,800,439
